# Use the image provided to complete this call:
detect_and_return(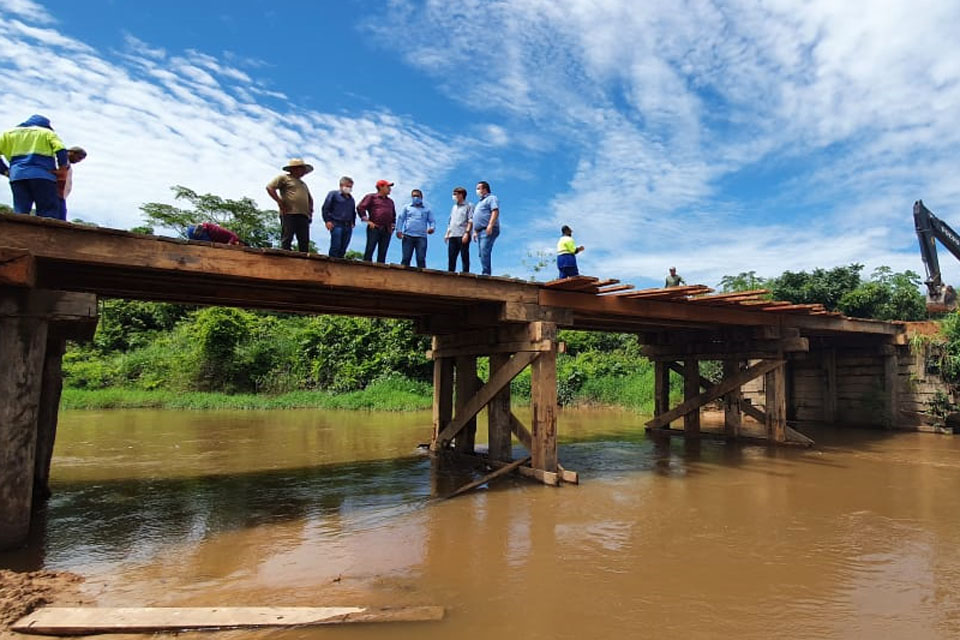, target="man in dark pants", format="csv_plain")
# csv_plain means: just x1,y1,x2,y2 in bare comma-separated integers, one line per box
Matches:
266,158,314,252
444,186,473,272
0,115,70,219
320,176,357,258
357,179,396,263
